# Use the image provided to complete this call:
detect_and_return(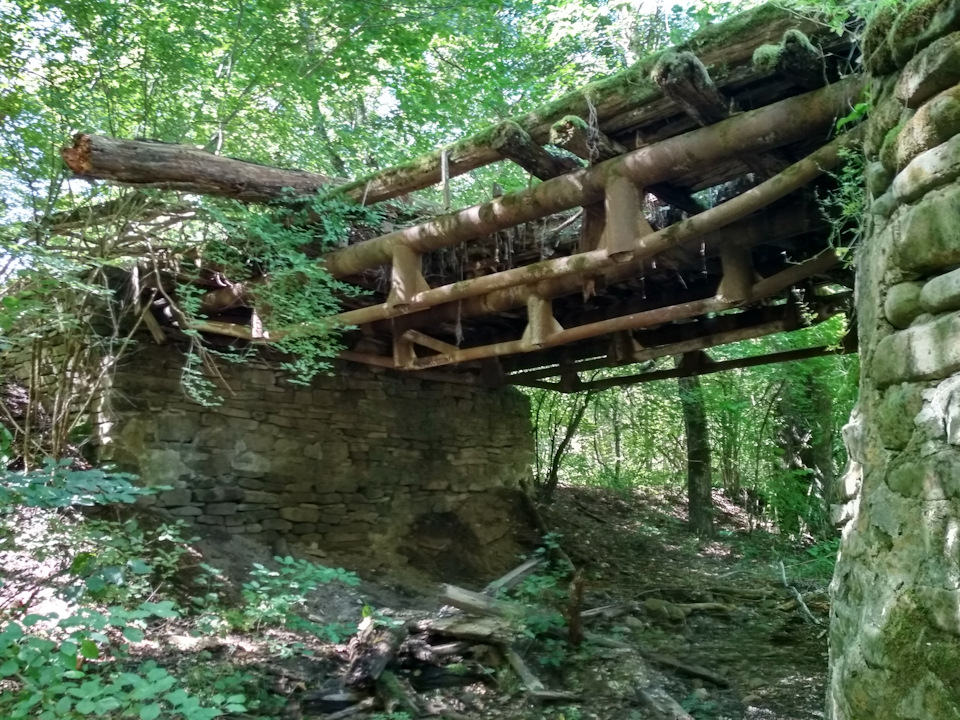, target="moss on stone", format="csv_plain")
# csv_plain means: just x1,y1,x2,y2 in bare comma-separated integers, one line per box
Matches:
752,43,781,73
880,119,907,171
890,0,960,68
863,3,900,76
